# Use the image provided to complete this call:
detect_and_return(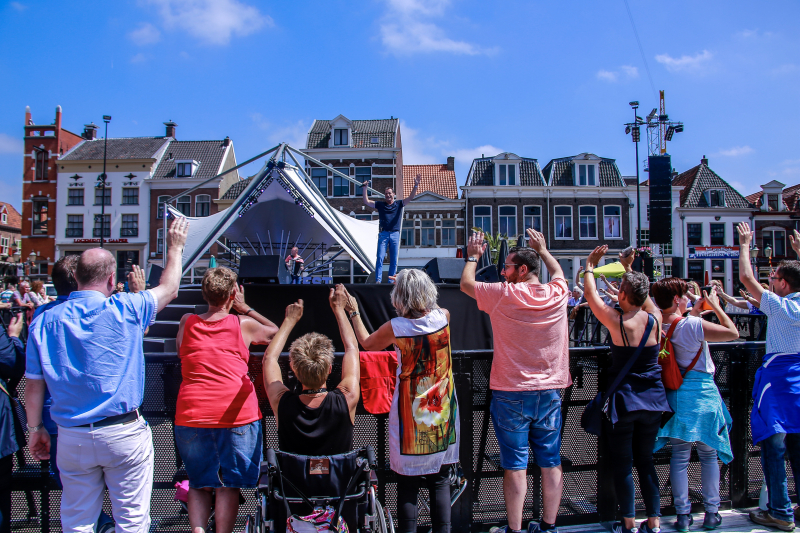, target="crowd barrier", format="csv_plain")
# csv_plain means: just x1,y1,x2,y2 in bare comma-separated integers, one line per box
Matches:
11,342,794,532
